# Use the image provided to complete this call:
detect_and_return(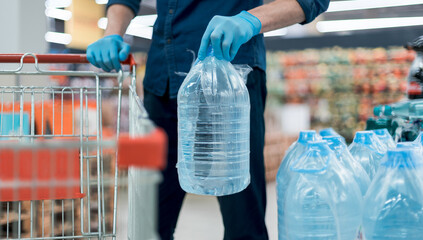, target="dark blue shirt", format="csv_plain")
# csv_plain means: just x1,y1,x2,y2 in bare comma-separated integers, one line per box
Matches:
108,0,329,98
